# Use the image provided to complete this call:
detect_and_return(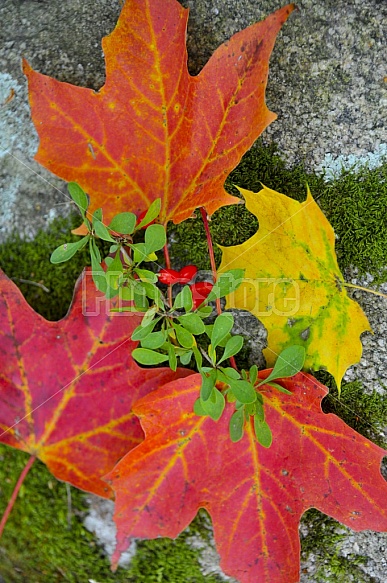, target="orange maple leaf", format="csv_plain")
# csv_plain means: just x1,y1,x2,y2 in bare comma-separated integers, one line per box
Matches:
23,0,295,225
